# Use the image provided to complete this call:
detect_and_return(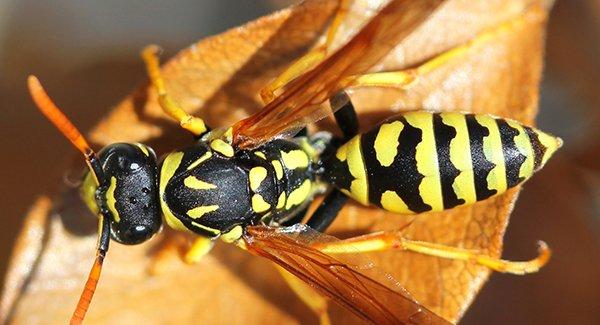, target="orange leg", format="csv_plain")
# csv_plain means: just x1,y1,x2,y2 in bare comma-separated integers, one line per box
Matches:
141,45,208,136
312,231,551,275
260,0,352,104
